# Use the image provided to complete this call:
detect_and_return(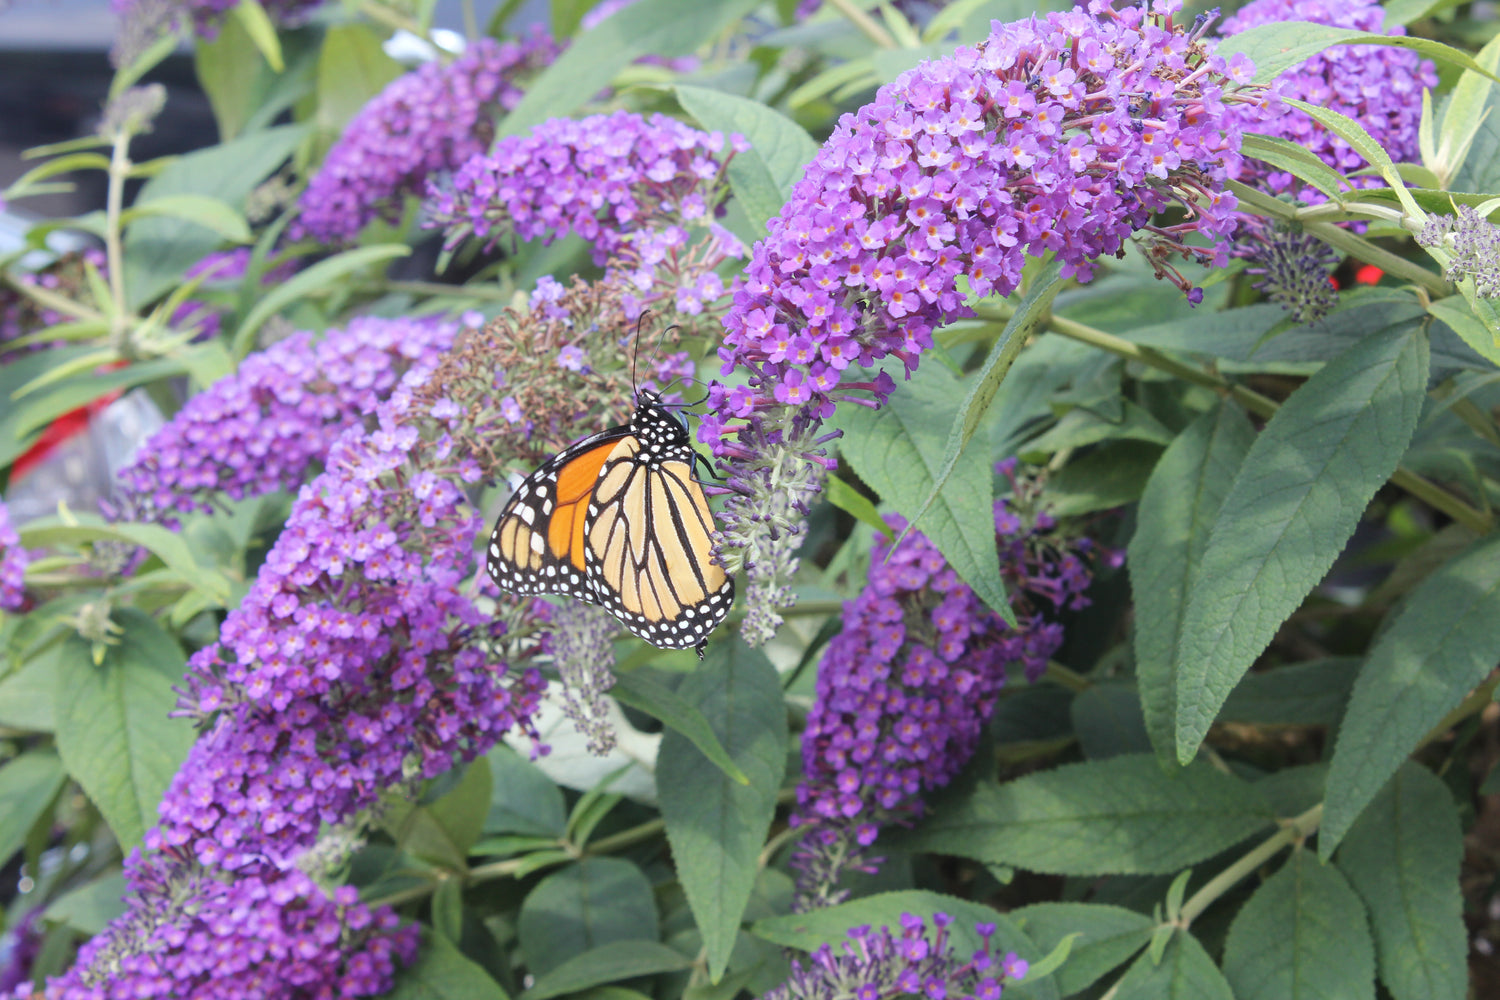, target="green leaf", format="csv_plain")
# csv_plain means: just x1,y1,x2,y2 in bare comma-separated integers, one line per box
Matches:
753,891,1057,1000
836,360,1006,619
51,608,194,848
1010,902,1152,996
1222,850,1375,1000
230,0,284,72
1069,683,1152,761
486,745,566,837
1219,658,1360,727
0,752,66,866
314,24,405,154
518,859,660,976
1241,133,1349,201
895,755,1273,876
1129,402,1256,764
501,0,760,139
384,758,492,871
904,262,1065,558
0,657,58,731
196,9,276,141
1323,532,1500,852
9,357,185,441
825,475,894,540
18,513,231,606
674,85,817,237
389,932,509,1000
1218,21,1500,88
124,124,304,308
522,941,693,1000
1433,33,1500,185
610,670,749,785
230,244,411,358
121,193,252,243
1110,930,1233,1000
1428,295,1500,368
659,638,787,980
1336,764,1466,1000
44,871,128,935
1174,324,1429,763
